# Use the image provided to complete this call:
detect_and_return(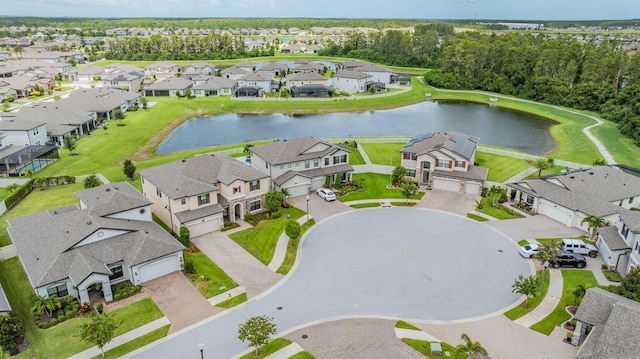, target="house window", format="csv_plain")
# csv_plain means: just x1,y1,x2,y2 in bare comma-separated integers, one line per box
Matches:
305,160,310,169
250,180,260,191
314,159,319,167
406,169,416,177
156,187,162,198
198,194,210,205
324,158,329,166
341,155,347,163
622,224,630,238
526,195,534,205
630,197,635,205
109,265,124,281
249,200,261,211
436,160,451,168
47,283,68,298
456,161,465,168
288,163,292,169
181,198,186,205
422,161,431,169
403,153,411,160
233,186,242,194
280,164,284,170
295,162,300,168
333,156,341,164
620,200,624,206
